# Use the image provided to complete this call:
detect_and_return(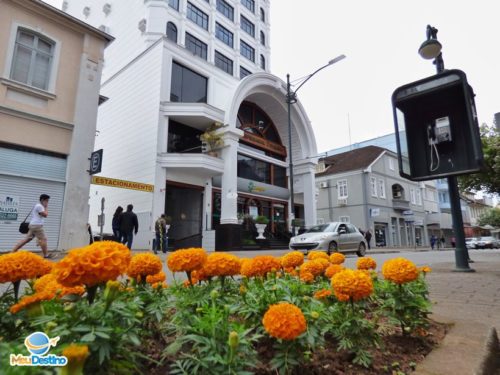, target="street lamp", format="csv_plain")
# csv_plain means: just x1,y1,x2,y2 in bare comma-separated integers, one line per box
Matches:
418,25,473,271
286,54,346,236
